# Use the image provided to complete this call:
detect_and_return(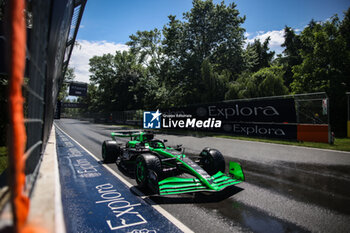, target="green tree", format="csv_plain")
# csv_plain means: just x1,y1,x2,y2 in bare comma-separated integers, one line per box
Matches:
58,67,75,101
89,53,118,112
78,84,99,113
290,16,350,94
244,37,275,72
243,45,259,72
255,66,288,97
280,26,303,88
89,51,146,111
127,29,163,75
126,29,170,108
289,9,350,135
225,66,288,99
200,59,229,102
162,0,245,104
340,8,350,50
